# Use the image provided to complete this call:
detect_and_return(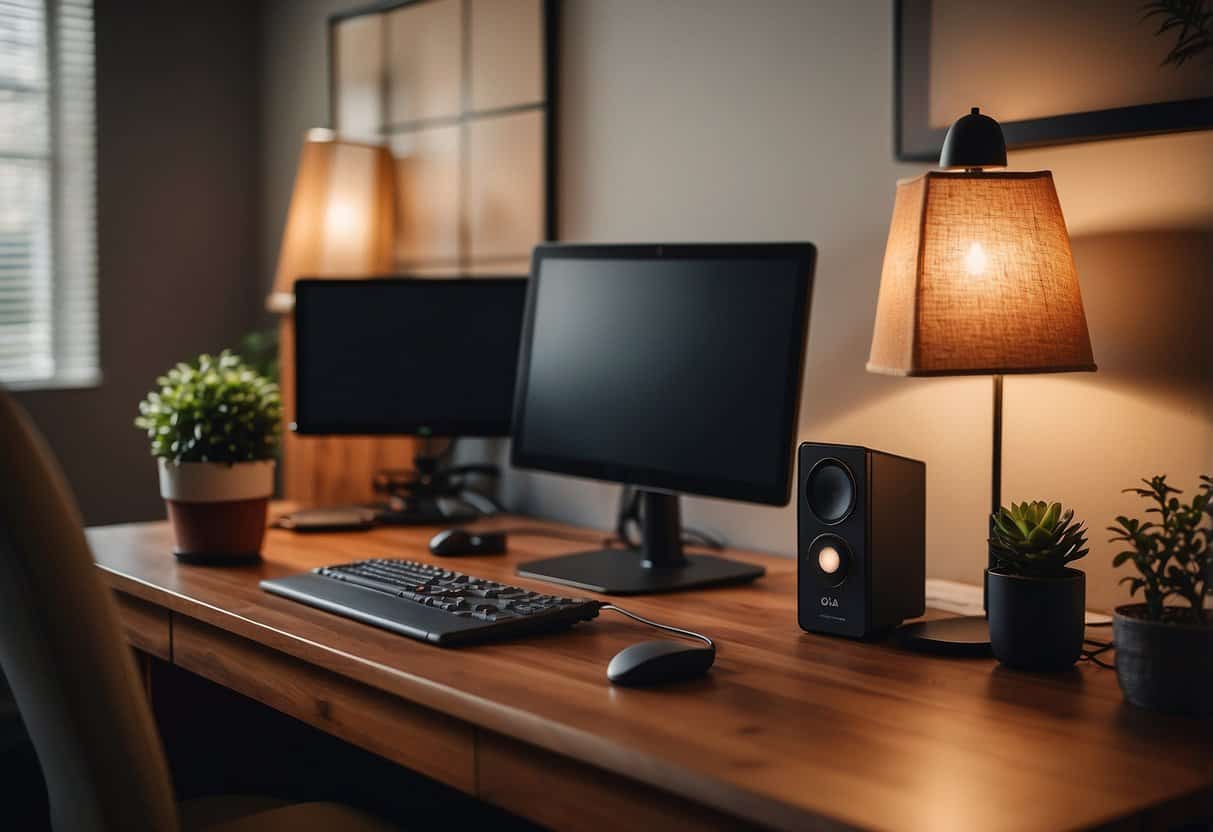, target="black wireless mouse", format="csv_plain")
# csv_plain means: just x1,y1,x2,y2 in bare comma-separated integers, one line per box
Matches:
606,640,716,687
428,528,507,557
